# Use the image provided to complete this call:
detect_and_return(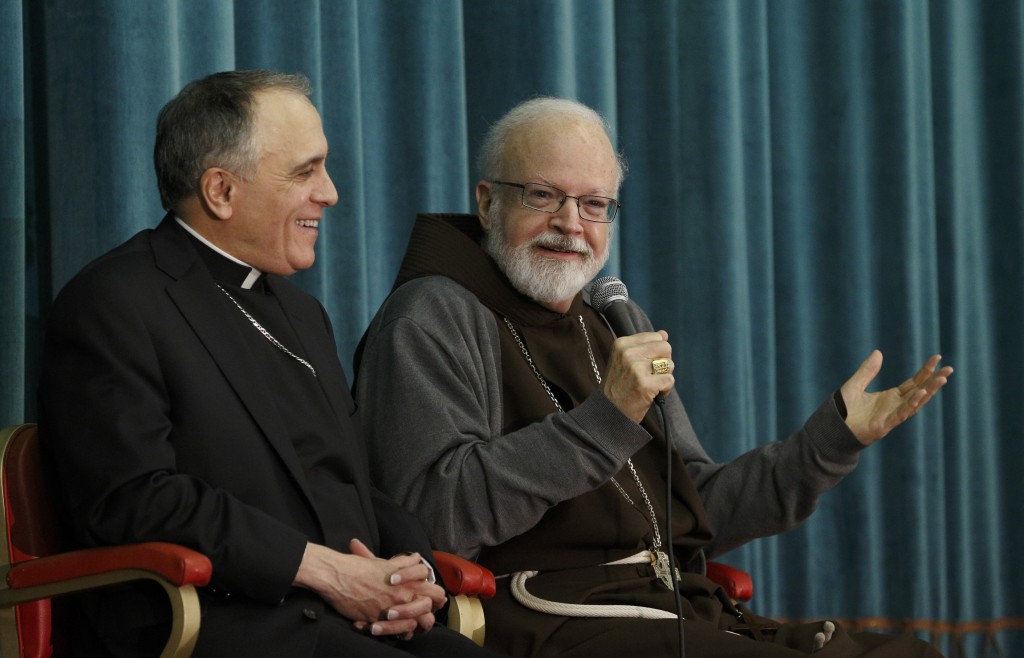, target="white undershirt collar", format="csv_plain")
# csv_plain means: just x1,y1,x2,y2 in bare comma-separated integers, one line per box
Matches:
175,216,263,289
